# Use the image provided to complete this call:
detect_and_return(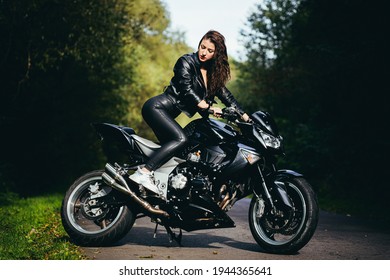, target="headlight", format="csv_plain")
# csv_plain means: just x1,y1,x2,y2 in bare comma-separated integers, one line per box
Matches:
260,131,282,149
